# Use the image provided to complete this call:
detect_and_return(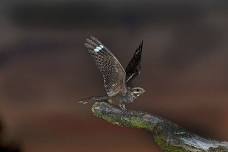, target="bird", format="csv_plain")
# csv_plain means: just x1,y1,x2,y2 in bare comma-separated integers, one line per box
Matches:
78,36,145,110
